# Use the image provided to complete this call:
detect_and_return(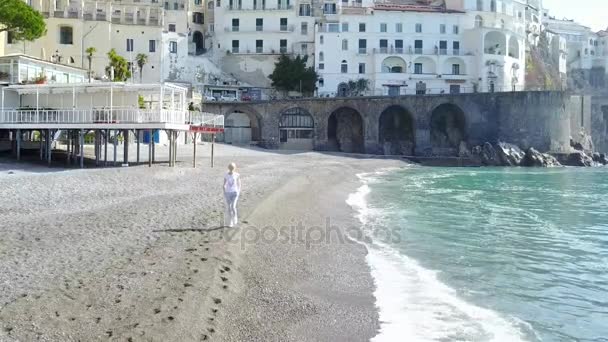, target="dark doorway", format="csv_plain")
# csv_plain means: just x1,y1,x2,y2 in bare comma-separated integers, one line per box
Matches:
430,103,466,156
193,31,204,55
379,105,415,155
327,107,364,153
